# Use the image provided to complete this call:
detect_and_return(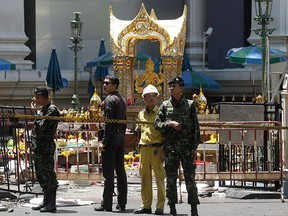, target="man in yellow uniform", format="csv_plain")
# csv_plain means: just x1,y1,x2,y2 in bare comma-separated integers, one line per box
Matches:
134,85,165,215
